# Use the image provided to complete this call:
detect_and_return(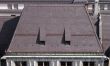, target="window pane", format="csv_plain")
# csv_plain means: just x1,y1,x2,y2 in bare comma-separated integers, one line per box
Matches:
15,61,20,66
44,62,49,66
18,4,24,10
15,61,27,66
83,62,88,66
90,62,95,66
67,62,72,66
83,62,95,66
0,4,8,9
100,4,104,10
61,62,66,66
38,62,43,66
